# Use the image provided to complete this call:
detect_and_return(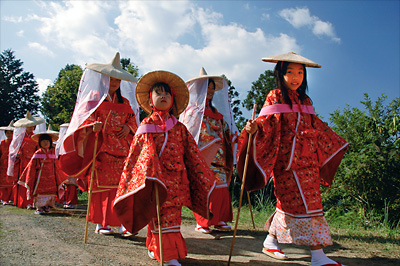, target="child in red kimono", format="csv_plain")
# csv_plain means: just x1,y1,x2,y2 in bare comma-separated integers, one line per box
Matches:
58,53,139,235
0,121,15,205
113,70,216,266
238,52,348,266
180,68,238,233
8,111,45,209
19,130,67,214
